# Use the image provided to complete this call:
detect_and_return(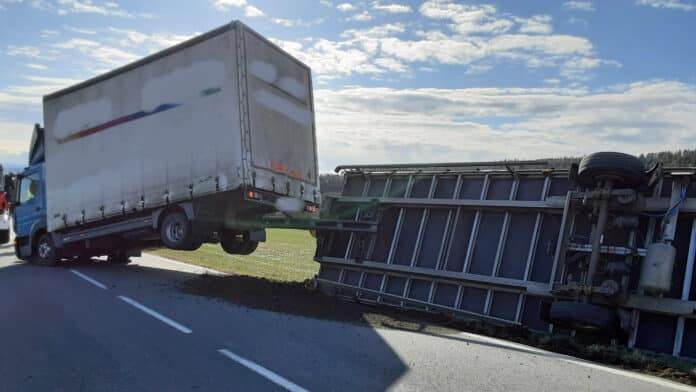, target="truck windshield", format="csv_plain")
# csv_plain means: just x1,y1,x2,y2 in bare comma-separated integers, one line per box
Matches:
18,173,40,204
